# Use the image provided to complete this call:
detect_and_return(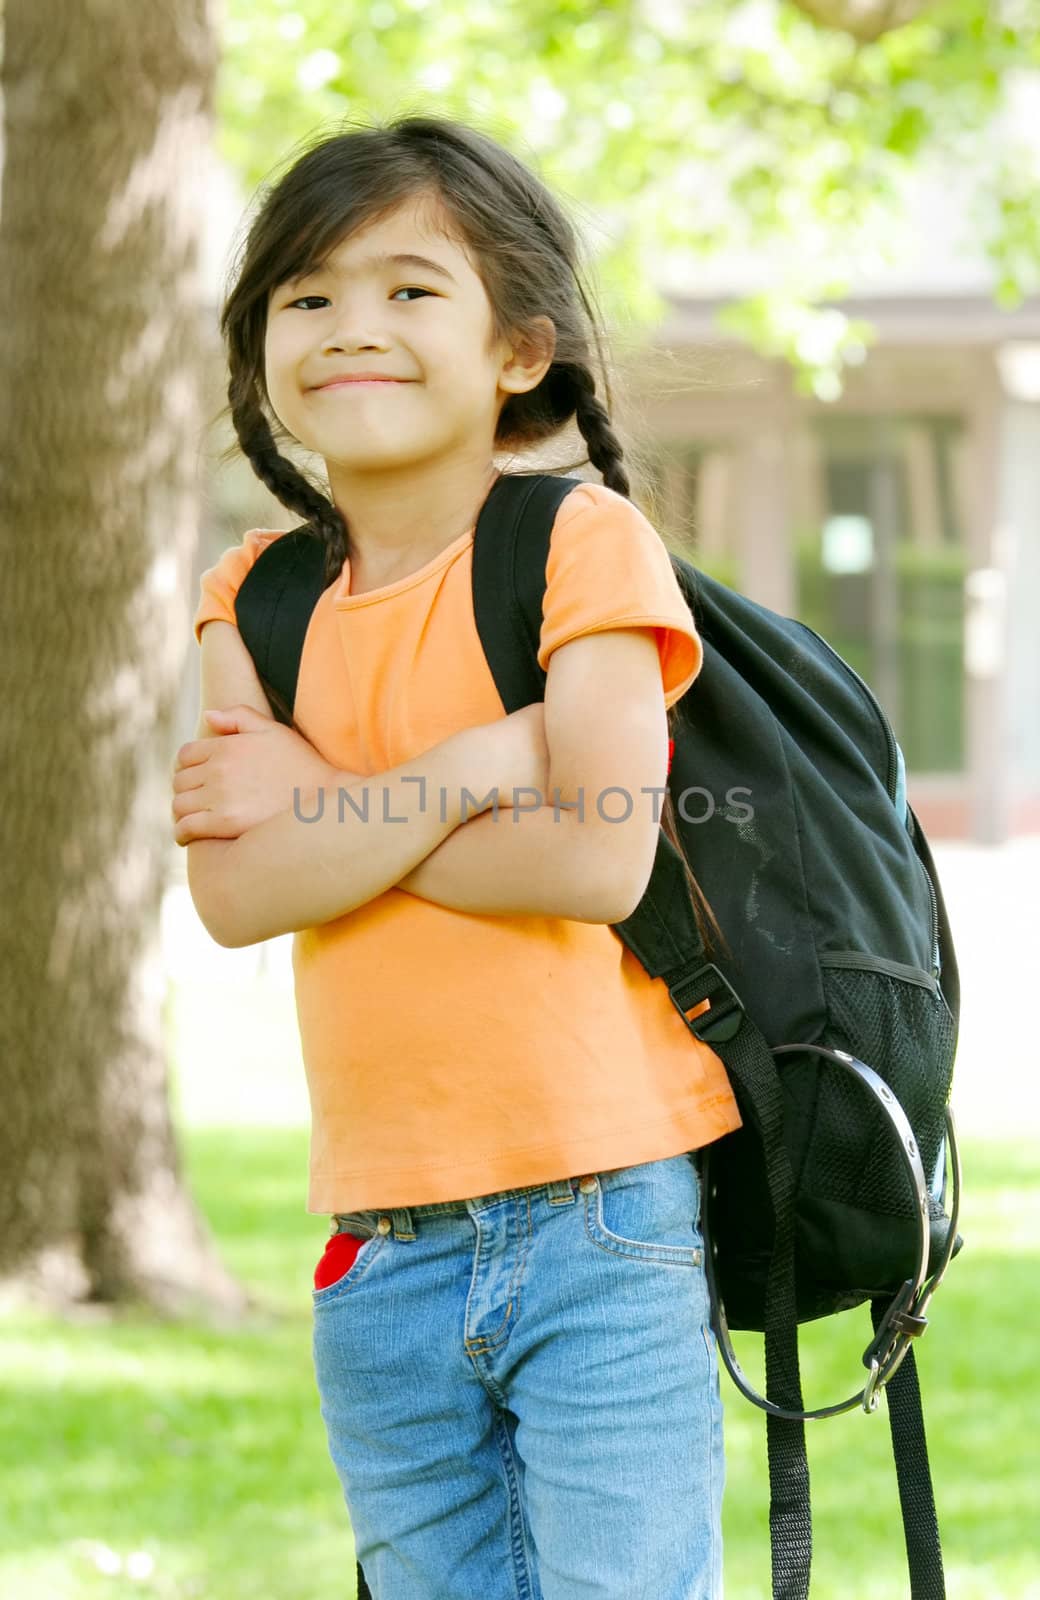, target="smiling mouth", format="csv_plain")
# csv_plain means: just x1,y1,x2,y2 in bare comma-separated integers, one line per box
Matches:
314,379,409,391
